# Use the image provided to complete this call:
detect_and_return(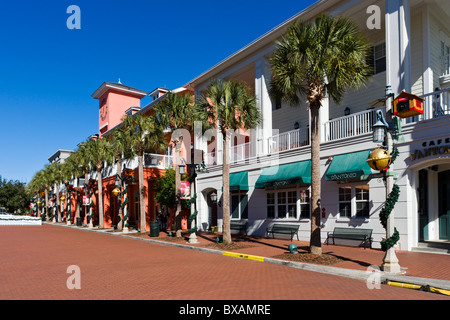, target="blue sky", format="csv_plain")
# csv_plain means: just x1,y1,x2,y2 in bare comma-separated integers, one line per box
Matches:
0,0,316,184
